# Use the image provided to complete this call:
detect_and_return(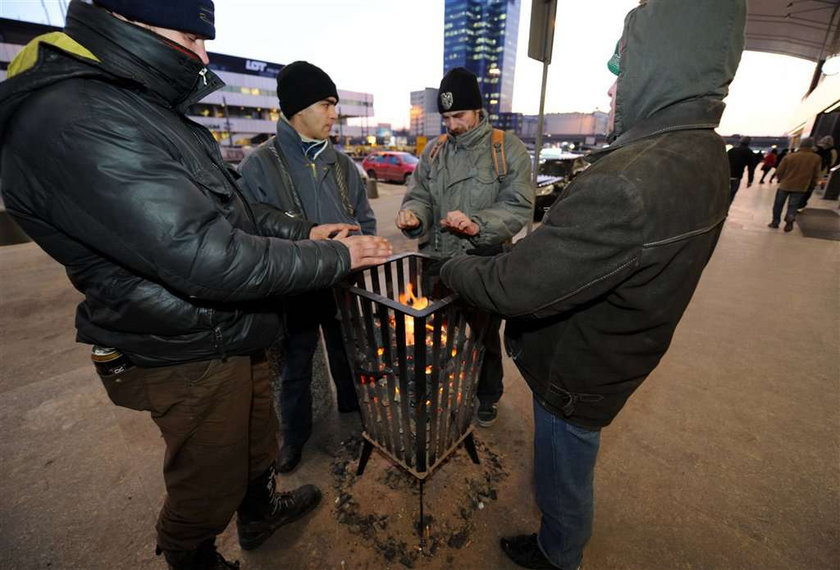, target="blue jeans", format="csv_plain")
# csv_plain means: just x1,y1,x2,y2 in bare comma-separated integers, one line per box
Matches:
534,398,601,570
771,190,804,224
